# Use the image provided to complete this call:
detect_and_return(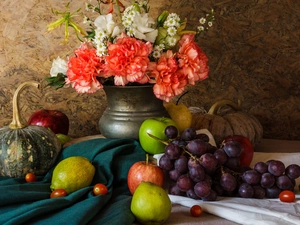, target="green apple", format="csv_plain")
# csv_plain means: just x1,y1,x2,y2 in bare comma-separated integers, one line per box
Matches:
139,117,177,155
